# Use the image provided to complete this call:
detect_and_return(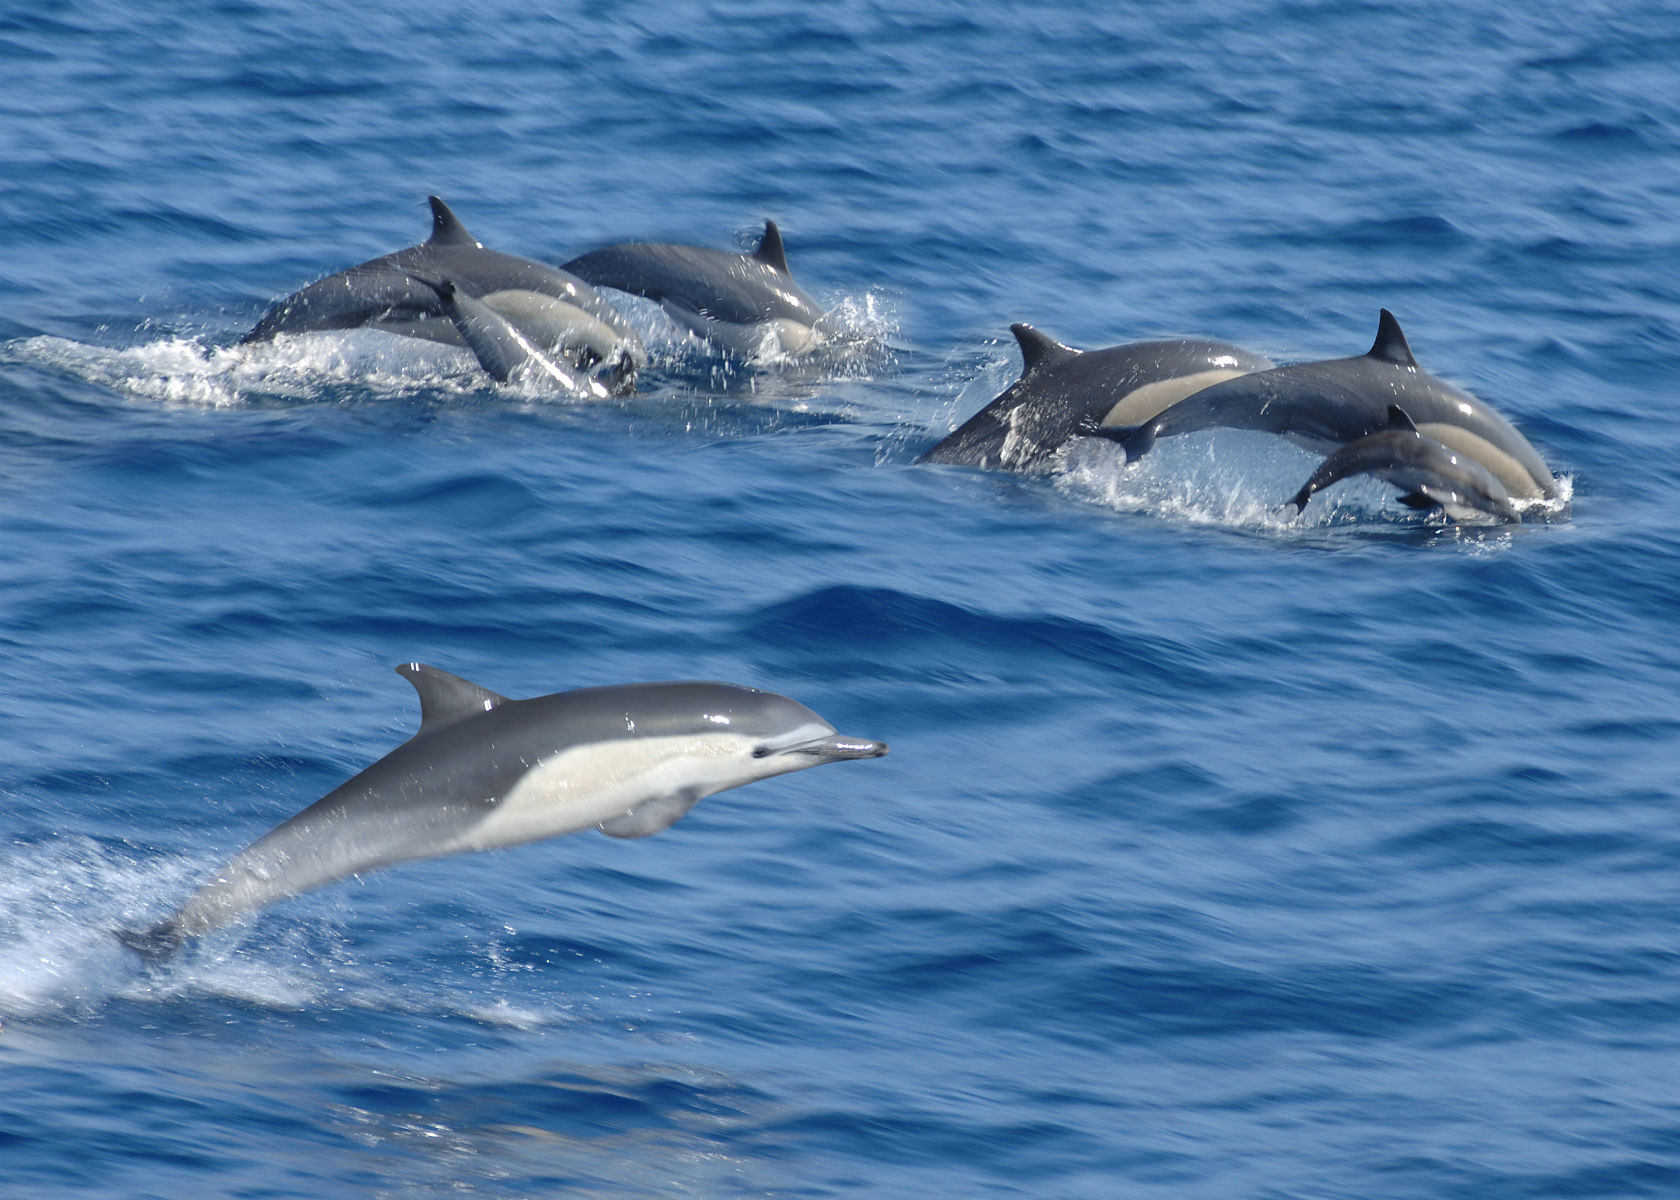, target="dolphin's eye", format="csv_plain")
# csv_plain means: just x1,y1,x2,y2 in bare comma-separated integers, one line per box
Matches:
752,746,770,758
